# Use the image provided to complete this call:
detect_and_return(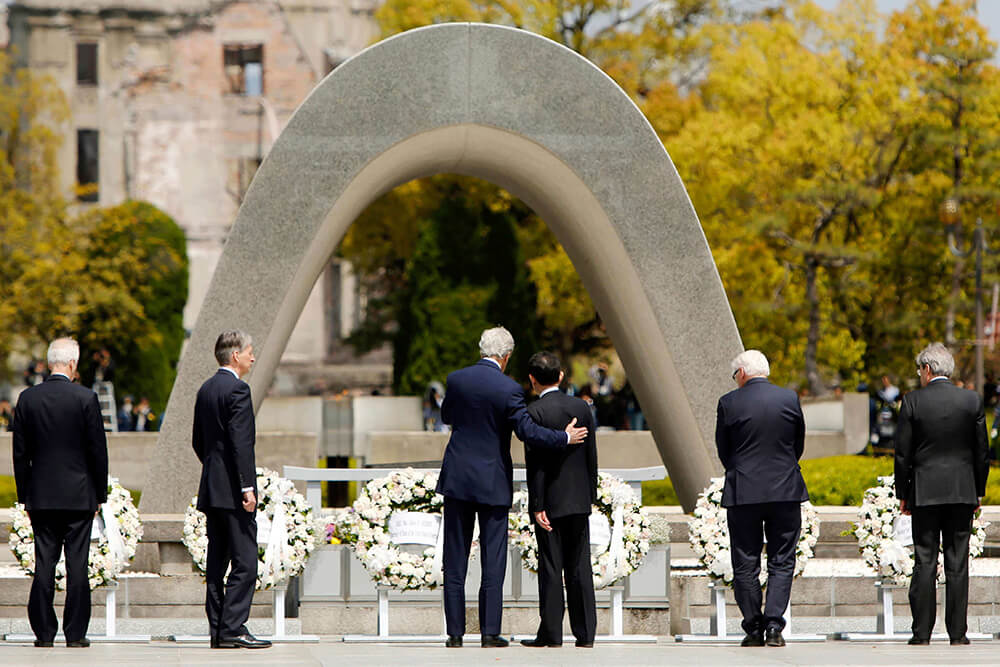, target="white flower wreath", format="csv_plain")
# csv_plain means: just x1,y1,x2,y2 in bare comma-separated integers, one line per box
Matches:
345,468,452,592
182,467,317,590
850,475,989,586
9,476,143,590
688,477,819,585
508,472,653,589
